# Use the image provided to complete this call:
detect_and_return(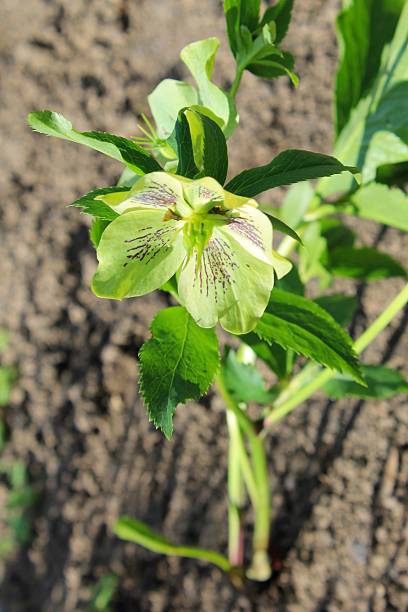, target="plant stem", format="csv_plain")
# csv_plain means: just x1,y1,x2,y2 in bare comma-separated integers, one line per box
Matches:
263,282,408,432
215,373,272,581
230,67,244,99
115,519,231,572
226,409,245,567
246,433,271,581
353,282,408,353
